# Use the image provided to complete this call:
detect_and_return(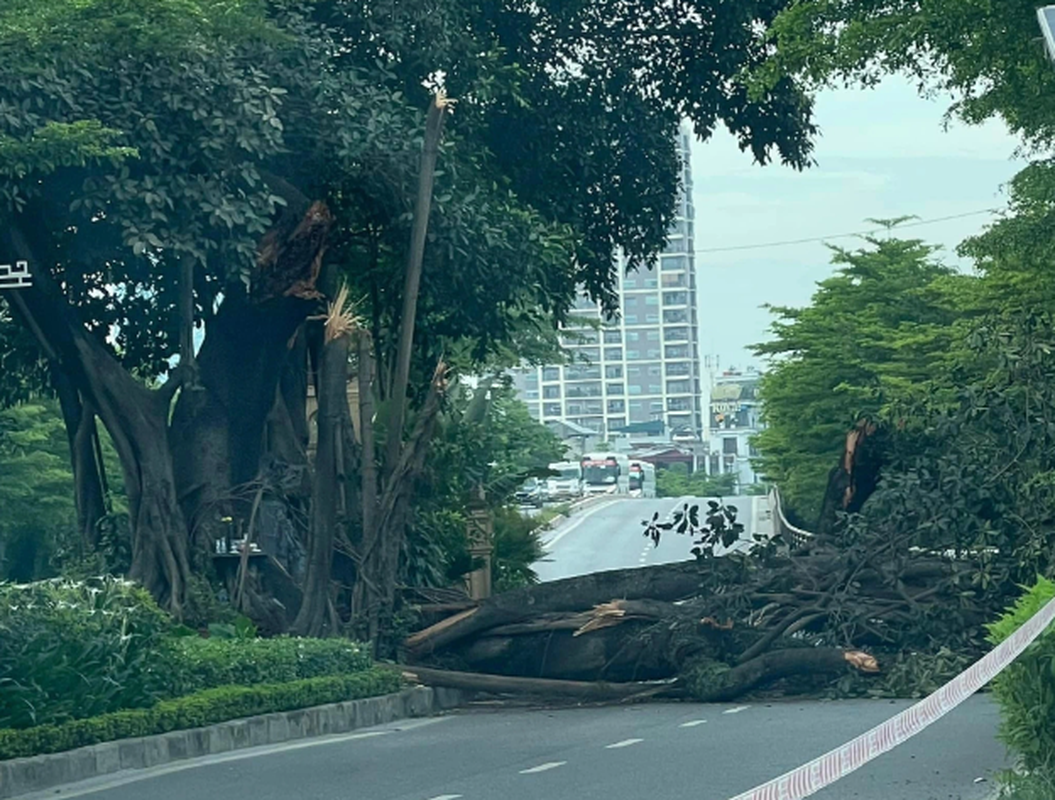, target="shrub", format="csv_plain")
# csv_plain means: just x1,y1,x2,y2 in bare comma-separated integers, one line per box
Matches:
0,668,403,760
164,636,373,696
987,576,1055,794
0,577,171,729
